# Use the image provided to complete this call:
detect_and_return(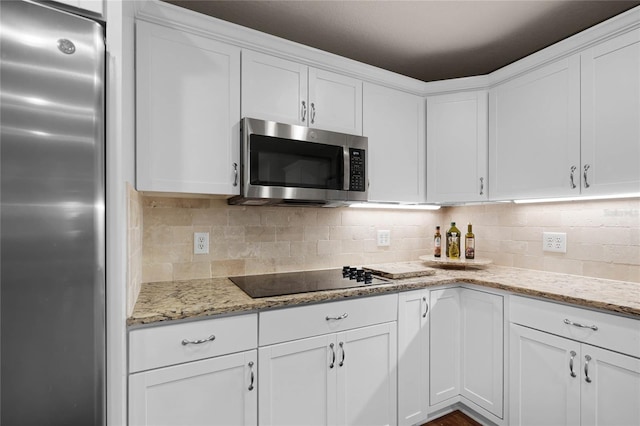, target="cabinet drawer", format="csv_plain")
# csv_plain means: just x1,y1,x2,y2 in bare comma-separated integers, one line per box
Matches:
129,314,257,373
259,293,398,346
510,296,640,358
